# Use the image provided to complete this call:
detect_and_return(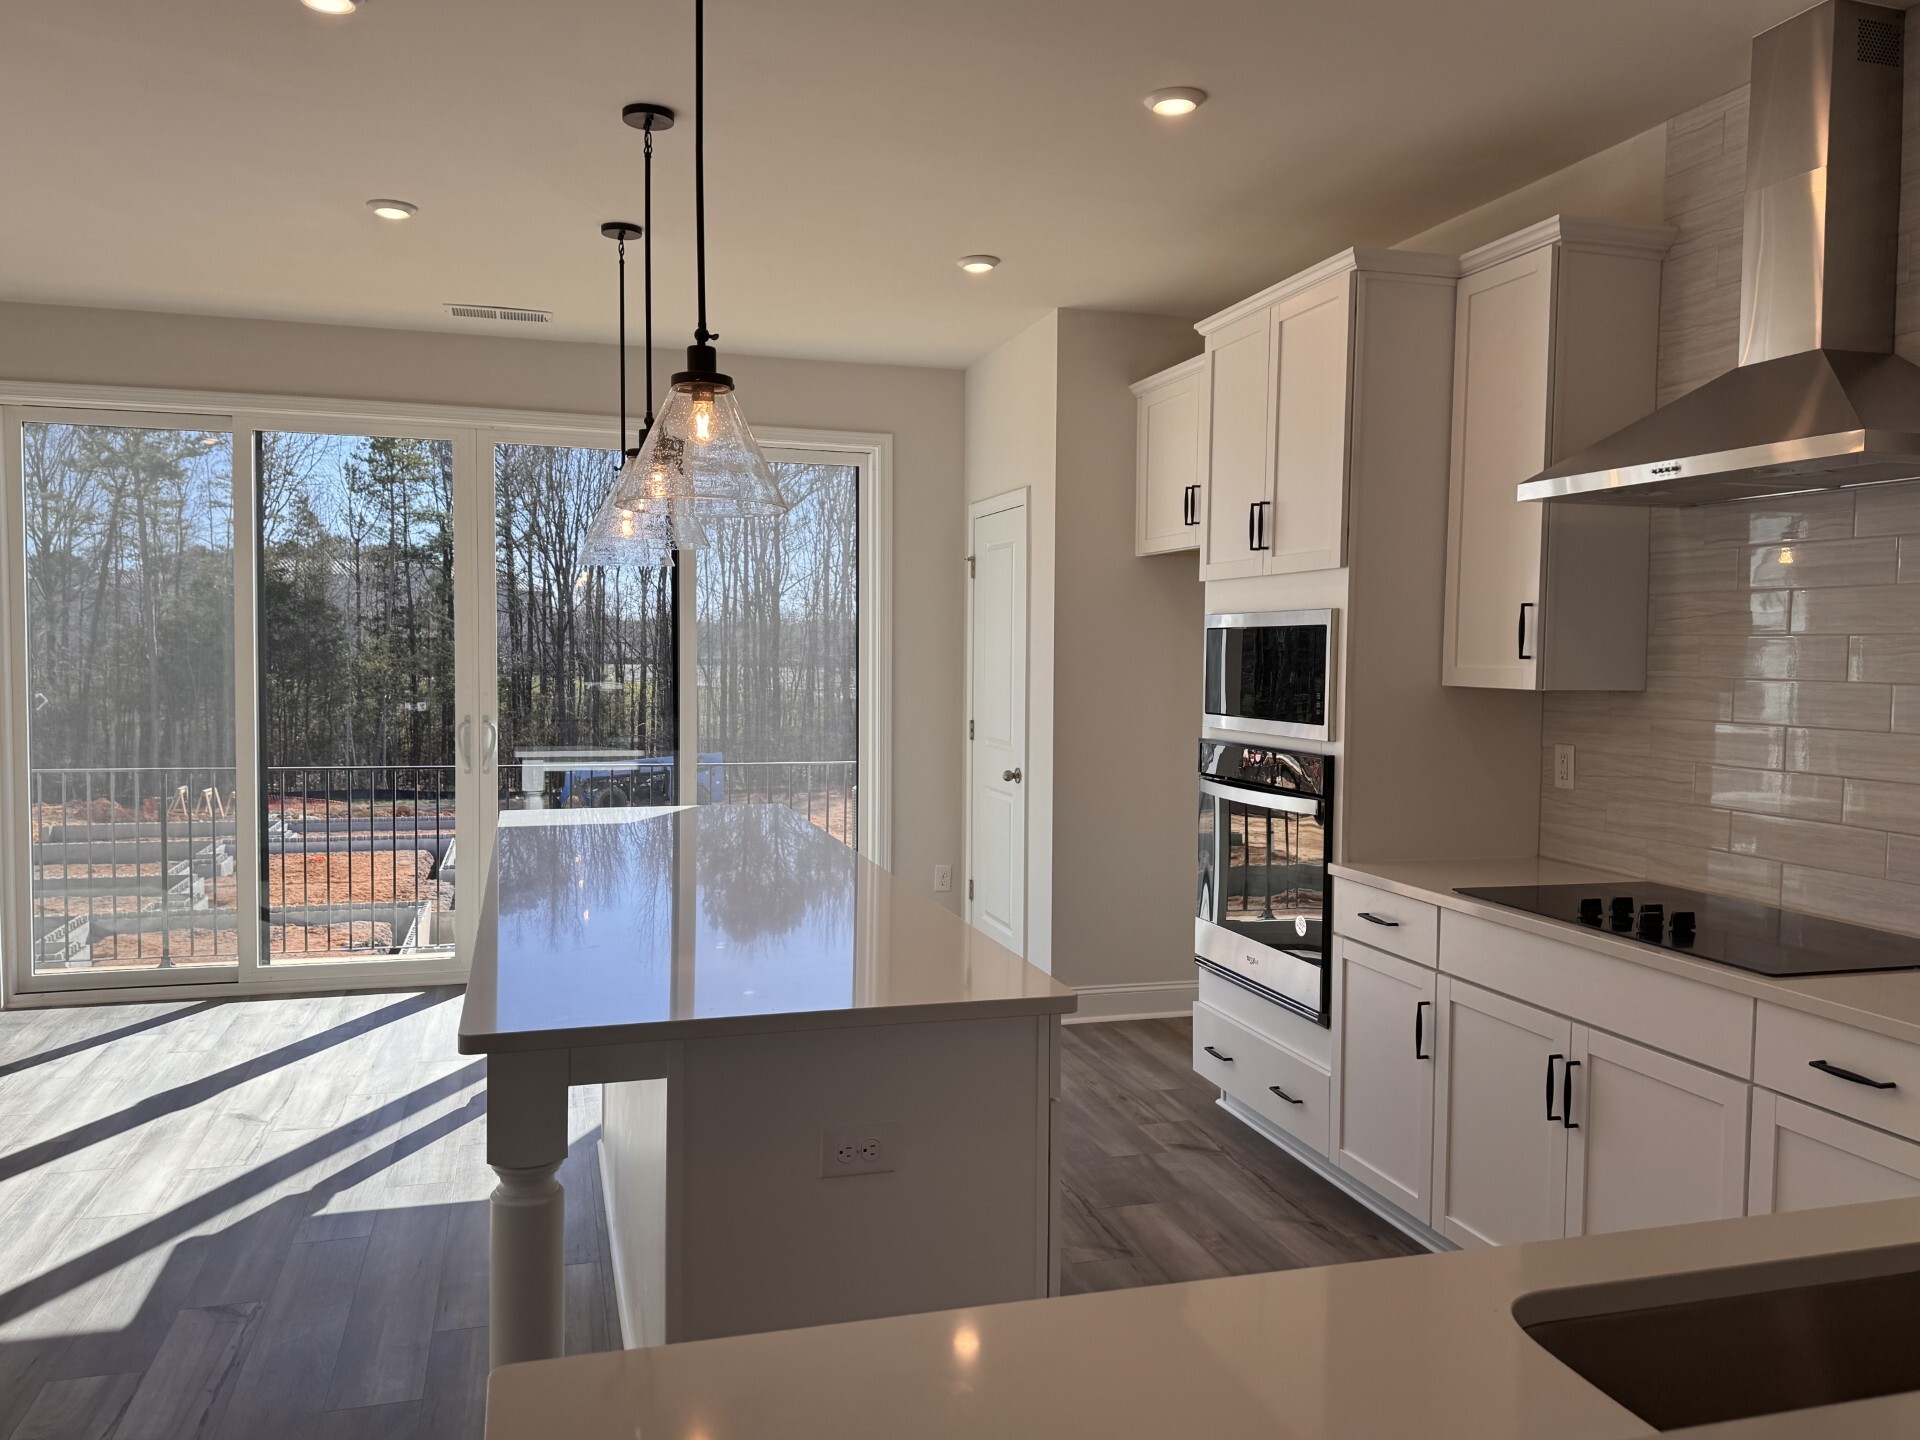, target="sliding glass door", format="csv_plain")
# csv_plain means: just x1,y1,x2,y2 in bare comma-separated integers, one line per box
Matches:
12,414,240,982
